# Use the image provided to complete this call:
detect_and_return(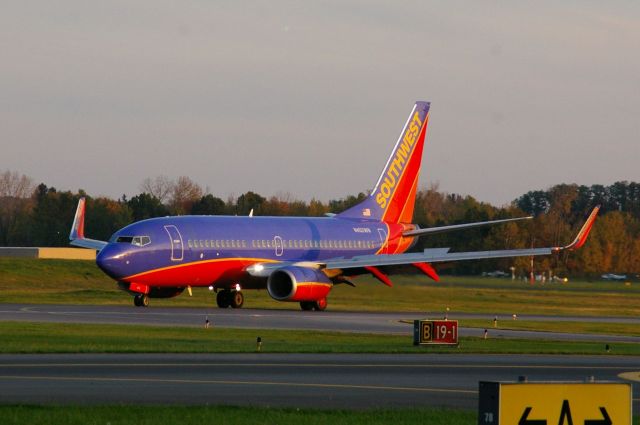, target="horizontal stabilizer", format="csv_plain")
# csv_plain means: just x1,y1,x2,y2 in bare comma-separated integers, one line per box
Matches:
402,216,532,238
